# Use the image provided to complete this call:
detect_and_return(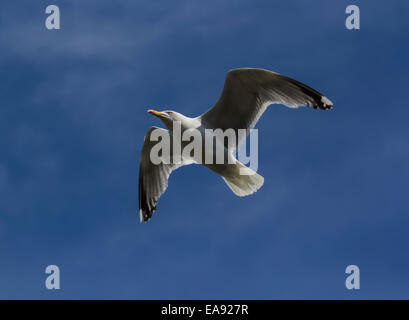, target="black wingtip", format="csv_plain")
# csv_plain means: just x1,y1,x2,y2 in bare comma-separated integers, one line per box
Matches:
318,95,333,110
311,96,333,110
